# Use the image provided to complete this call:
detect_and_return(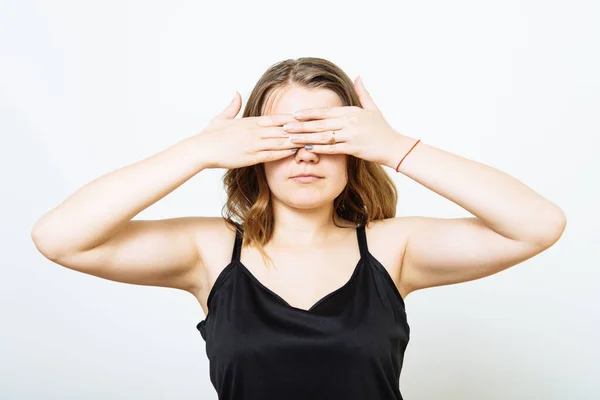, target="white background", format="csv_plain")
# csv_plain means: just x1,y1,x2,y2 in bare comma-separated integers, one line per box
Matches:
2,0,598,398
